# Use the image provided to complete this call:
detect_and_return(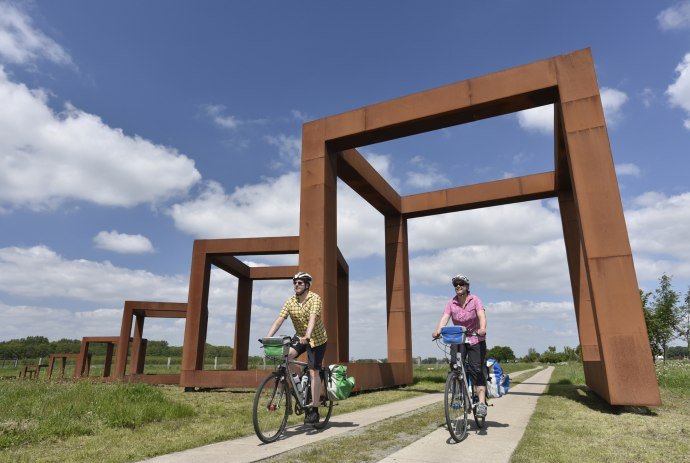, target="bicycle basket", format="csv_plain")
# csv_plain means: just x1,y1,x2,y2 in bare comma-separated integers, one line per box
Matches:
440,326,466,344
262,337,289,358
